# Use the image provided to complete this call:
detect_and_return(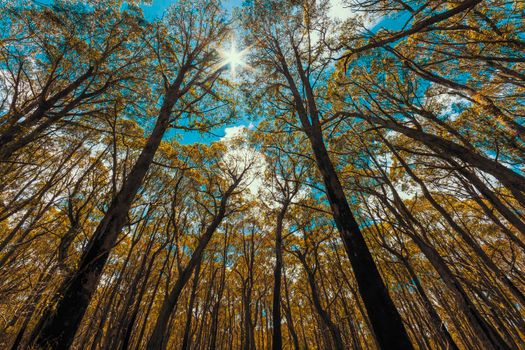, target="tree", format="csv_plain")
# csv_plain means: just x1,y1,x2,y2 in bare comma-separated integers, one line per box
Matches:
1,0,524,349
28,1,232,347
241,1,414,348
